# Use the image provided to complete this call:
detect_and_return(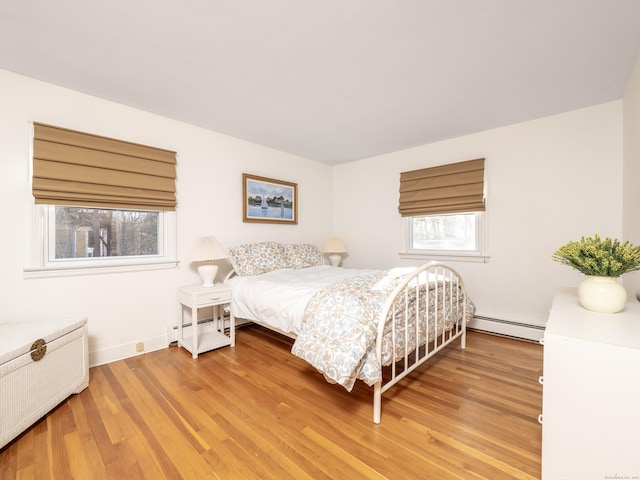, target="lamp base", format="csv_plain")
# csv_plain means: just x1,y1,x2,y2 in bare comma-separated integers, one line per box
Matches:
197,264,218,287
328,254,342,267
